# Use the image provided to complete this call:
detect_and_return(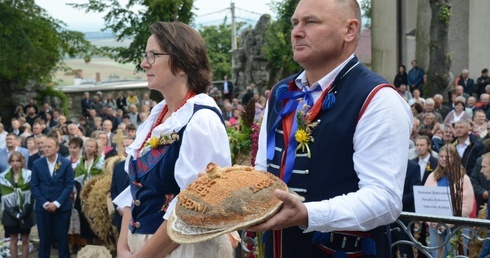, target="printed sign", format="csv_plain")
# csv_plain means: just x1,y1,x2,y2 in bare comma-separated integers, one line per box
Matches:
413,185,453,216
